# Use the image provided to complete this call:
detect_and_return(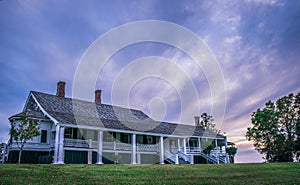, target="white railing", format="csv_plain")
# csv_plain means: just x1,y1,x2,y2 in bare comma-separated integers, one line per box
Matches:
179,148,229,164
1,143,7,164
177,150,190,163
64,139,159,153
64,138,89,148
137,144,158,152
198,152,218,164
164,150,176,163
186,147,202,153
164,150,192,164
210,149,226,156
103,142,114,150
91,140,98,149
63,139,162,154
9,142,51,150
115,142,131,151
164,150,174,159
